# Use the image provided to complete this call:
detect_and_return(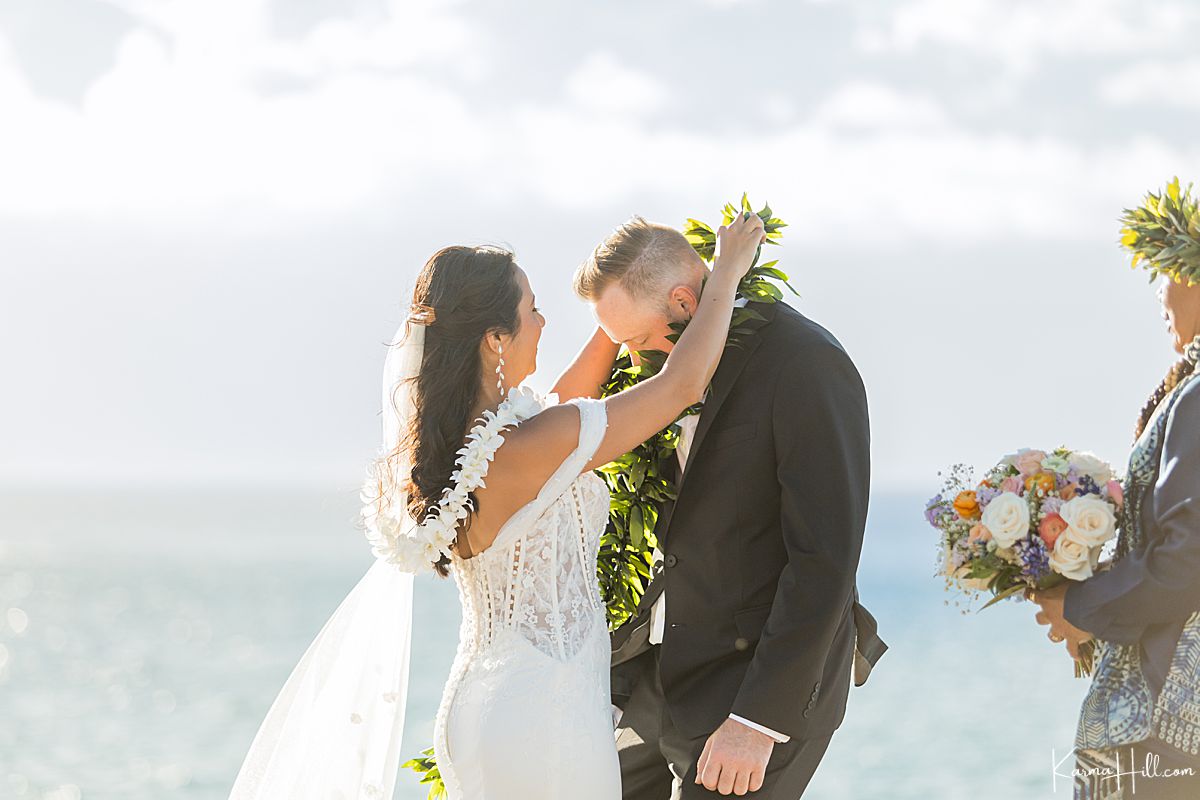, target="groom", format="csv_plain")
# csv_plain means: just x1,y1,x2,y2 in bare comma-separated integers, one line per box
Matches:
574,216,887,798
